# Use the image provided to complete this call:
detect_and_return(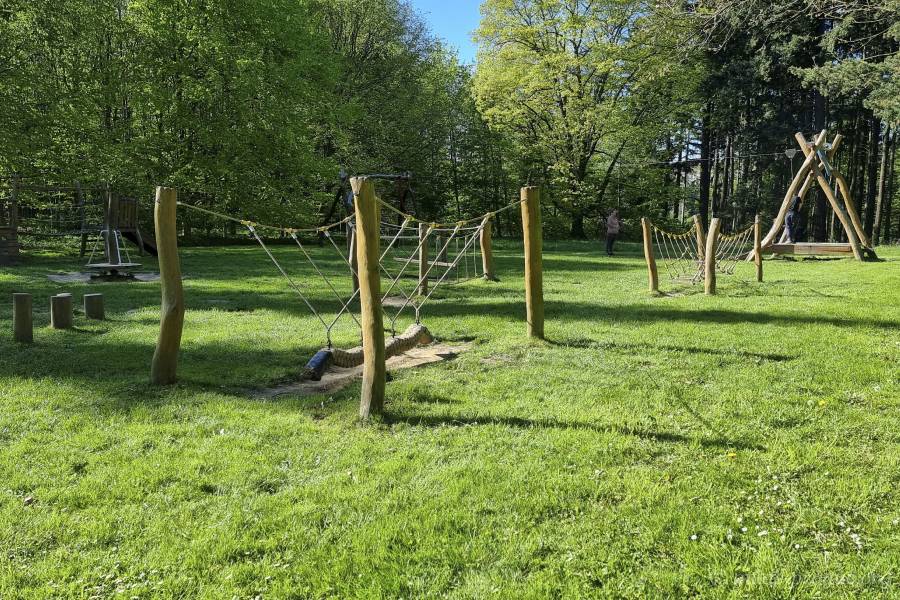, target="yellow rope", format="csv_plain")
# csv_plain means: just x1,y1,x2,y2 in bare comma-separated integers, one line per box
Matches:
649,220,695,240
718,223,755,241
376,196,523,228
